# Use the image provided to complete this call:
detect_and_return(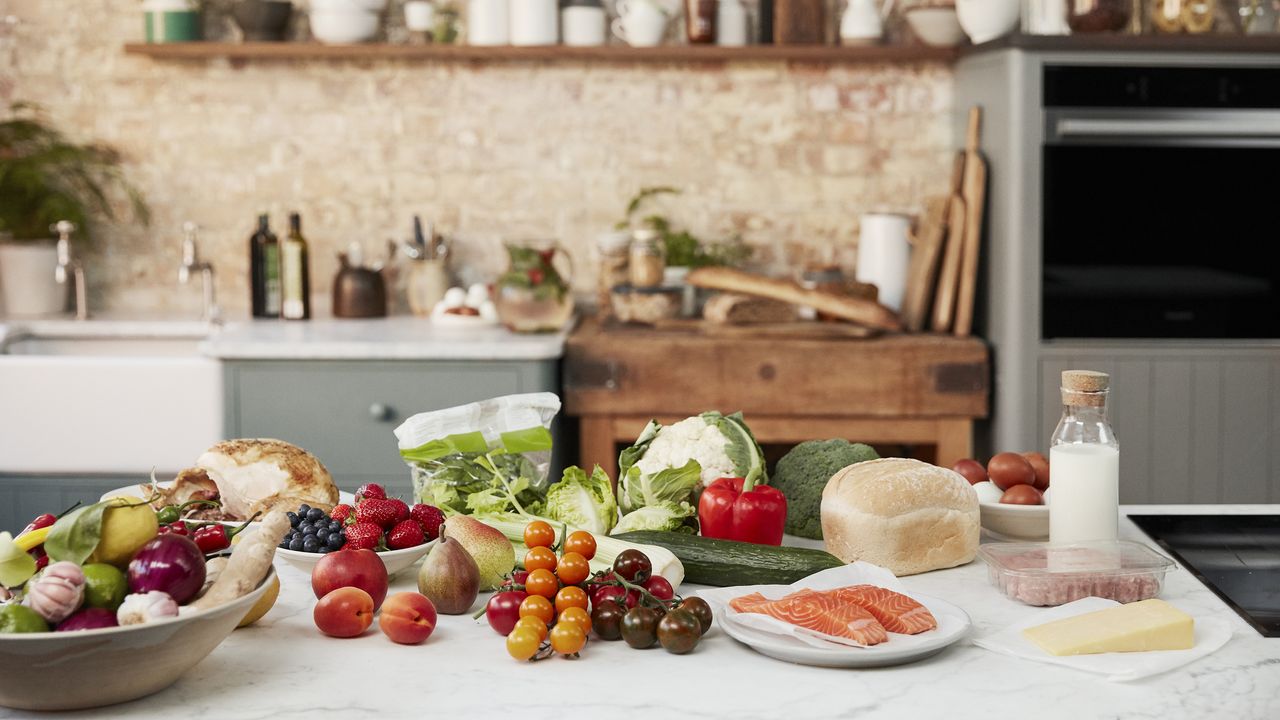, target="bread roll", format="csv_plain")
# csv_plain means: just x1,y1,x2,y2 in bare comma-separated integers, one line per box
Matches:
820,458,979,576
